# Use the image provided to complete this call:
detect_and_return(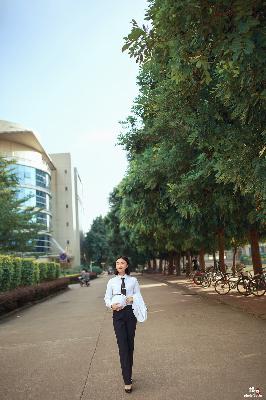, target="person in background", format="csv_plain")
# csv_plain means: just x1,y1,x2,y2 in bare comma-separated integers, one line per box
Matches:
192,256,200,271
84,269,90,284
